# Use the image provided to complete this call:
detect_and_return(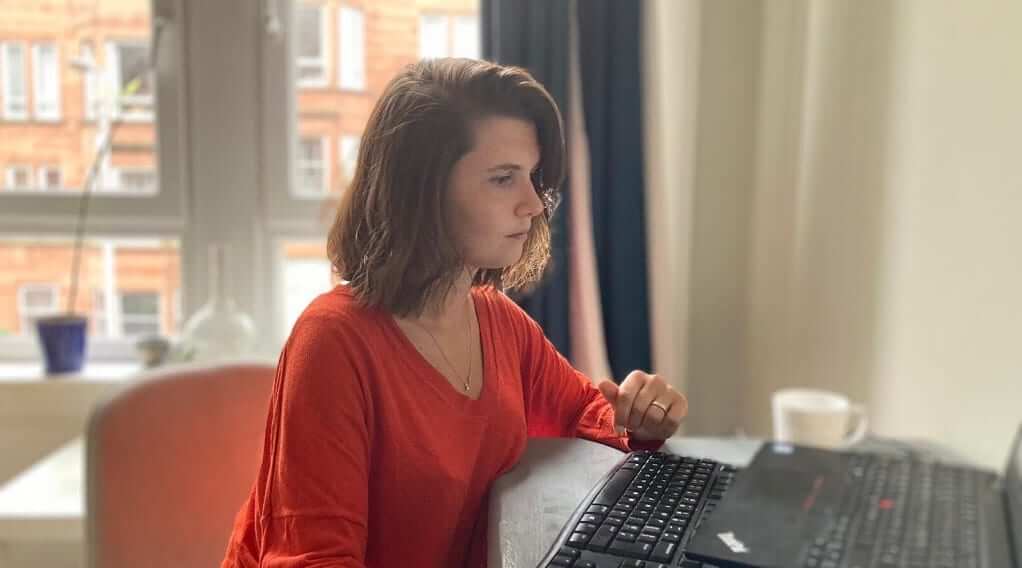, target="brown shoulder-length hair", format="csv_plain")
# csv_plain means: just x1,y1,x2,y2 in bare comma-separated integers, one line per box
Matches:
327,58,565,317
